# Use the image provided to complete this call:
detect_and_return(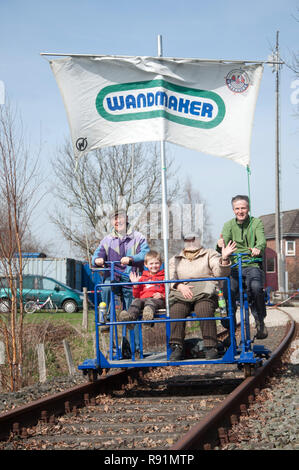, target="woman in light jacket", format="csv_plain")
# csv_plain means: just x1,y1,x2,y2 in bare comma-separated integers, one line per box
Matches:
169,233,236,360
